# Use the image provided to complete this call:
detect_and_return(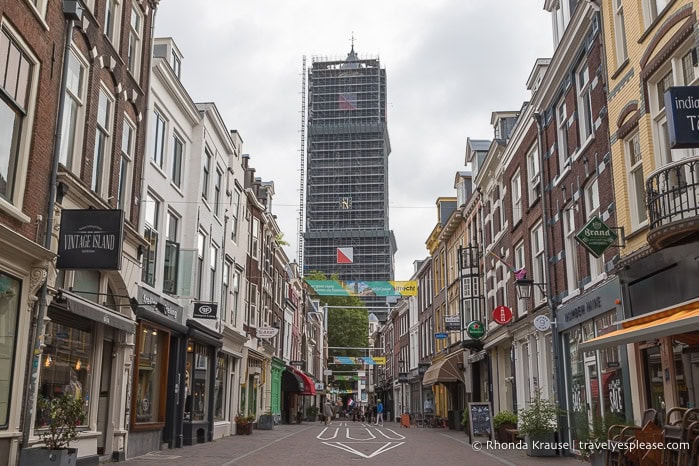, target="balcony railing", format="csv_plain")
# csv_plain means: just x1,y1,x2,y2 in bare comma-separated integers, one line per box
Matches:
646,156,699,249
